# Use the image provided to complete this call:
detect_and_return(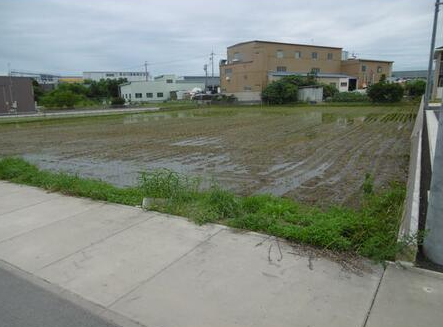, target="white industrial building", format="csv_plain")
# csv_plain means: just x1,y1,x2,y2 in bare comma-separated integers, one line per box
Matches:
83,71,148,82
119,75,219,102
